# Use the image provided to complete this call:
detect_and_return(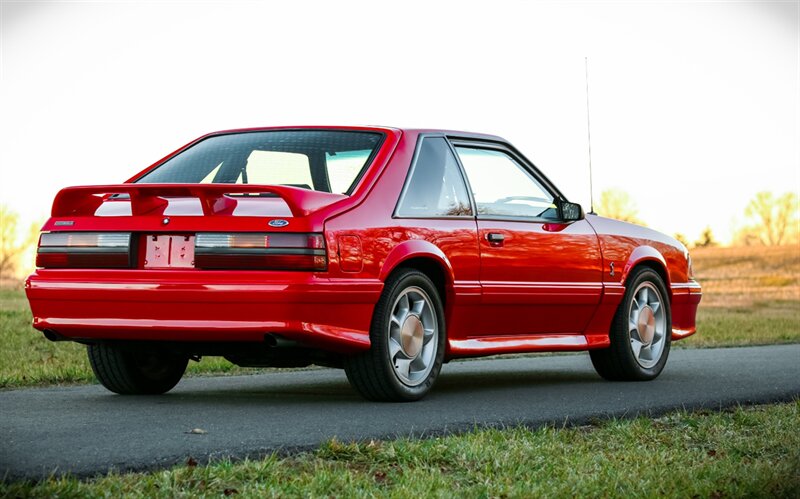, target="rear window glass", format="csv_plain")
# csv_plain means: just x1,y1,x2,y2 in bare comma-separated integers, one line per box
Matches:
136,130,383,194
